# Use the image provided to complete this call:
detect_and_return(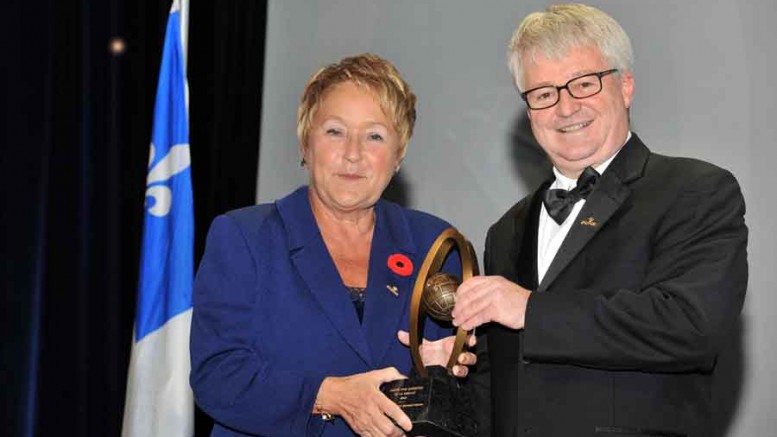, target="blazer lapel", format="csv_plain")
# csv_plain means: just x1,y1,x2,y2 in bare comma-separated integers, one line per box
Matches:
538,135,650,292
362,201,416,366
514,190,544,290
538,175,629,291
279,187,372,365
